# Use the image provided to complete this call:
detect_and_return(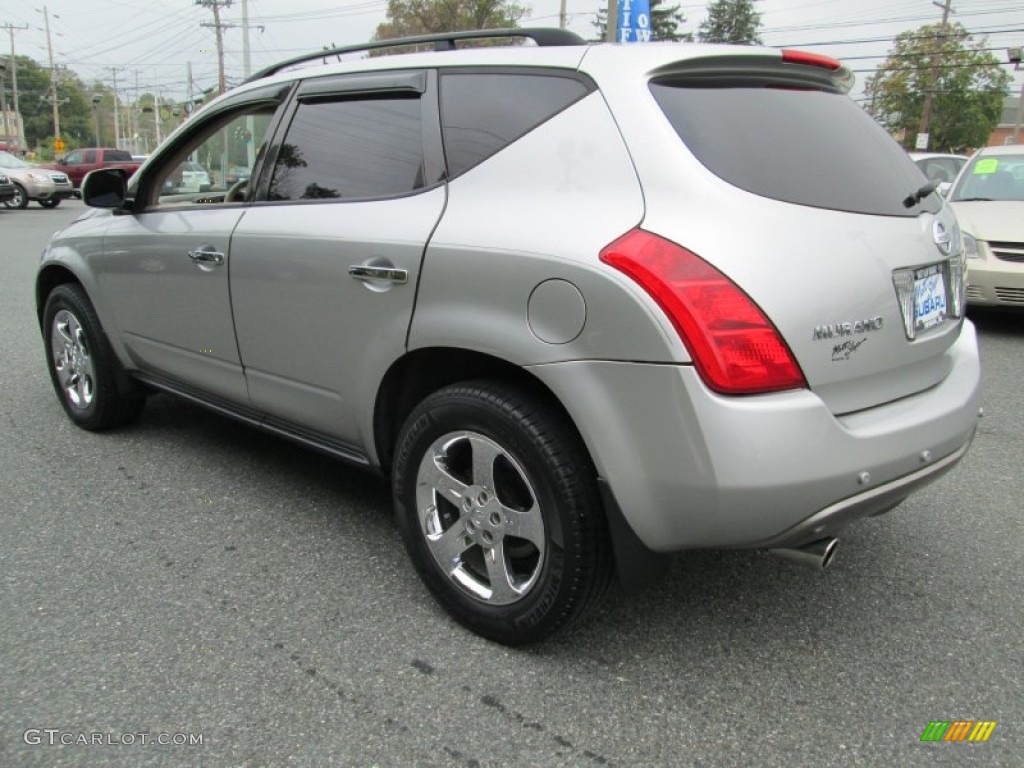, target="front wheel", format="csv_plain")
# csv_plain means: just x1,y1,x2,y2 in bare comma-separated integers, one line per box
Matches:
39,198,61,208
43,284,146,430
392,382,612,645
4,183,27,209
